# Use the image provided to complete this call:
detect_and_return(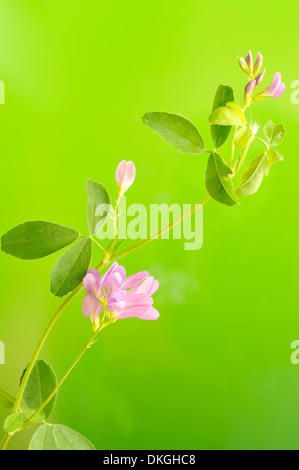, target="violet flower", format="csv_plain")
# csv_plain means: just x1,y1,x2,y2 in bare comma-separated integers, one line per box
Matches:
82,263,159,329
254,72,286,100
